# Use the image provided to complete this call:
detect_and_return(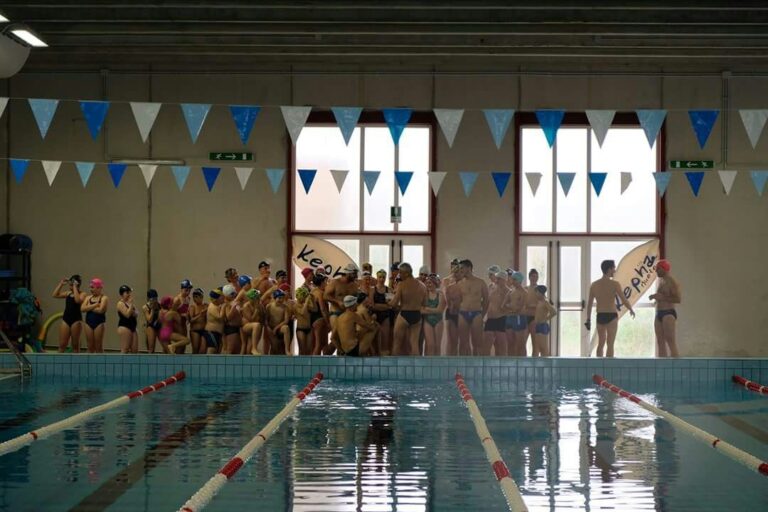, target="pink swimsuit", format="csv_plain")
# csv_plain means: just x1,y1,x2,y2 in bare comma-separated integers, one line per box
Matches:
159,311,174,342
